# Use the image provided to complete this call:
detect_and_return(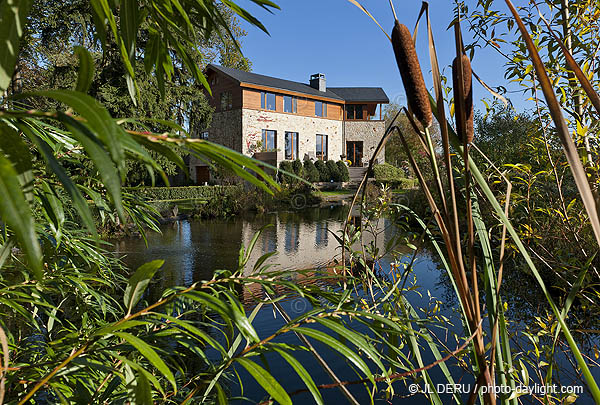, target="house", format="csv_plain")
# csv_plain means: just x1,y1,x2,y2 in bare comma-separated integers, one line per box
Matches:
190,64,389,183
